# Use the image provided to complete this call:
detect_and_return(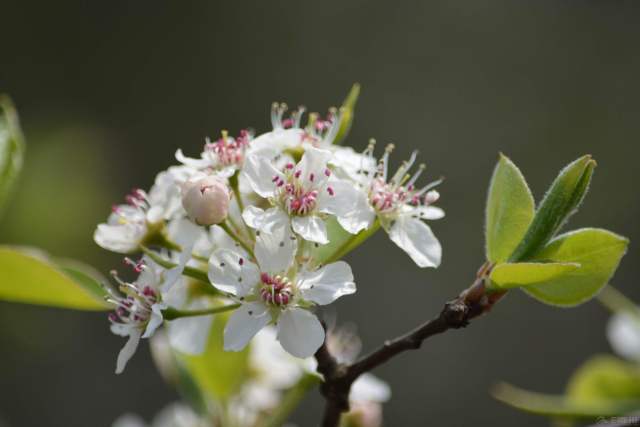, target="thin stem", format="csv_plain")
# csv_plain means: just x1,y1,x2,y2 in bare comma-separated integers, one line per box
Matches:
162,303,240,320
220,221,255,260
315,269,505,427
598,286,639,316
229,171,255,240
324,218,380,264
229,171,245,214
140,246,211,285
